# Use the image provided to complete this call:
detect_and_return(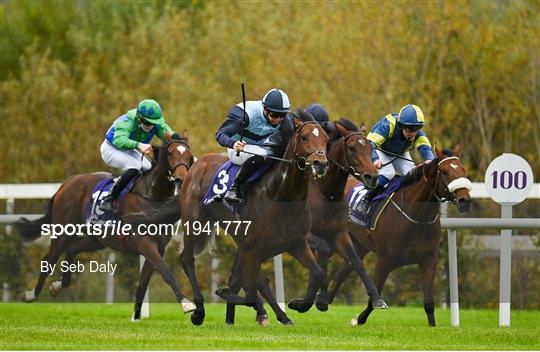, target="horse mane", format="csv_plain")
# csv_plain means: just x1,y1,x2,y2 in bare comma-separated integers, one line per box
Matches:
278,109,315,152
324,118,359,145
399,148,455,188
